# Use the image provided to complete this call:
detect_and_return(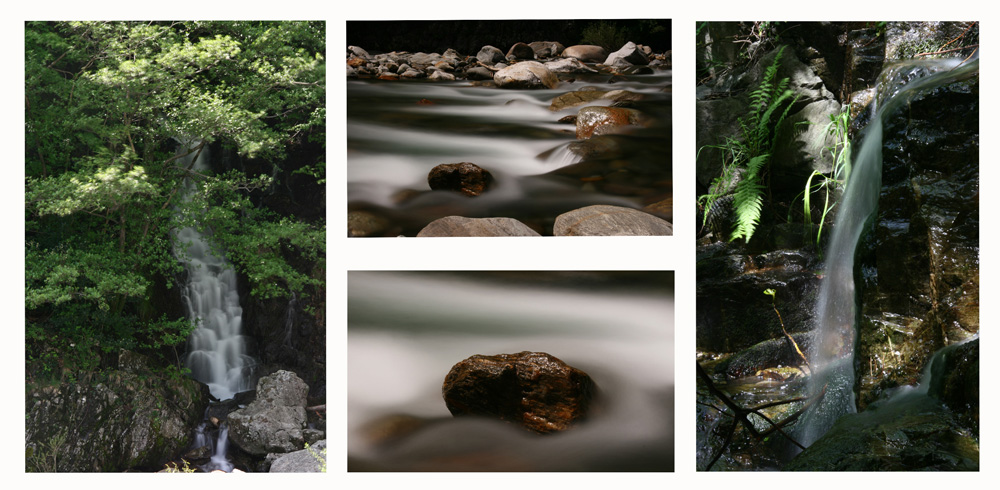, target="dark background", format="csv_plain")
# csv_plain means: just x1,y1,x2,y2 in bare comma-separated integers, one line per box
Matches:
347,19,672,55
